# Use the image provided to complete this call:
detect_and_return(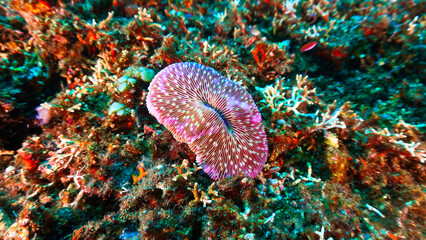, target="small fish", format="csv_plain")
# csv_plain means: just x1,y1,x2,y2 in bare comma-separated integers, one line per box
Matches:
300,42,317,52
249,26,261,36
